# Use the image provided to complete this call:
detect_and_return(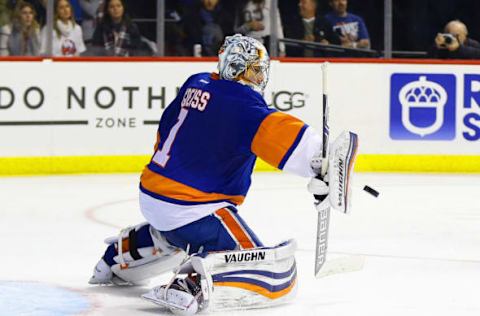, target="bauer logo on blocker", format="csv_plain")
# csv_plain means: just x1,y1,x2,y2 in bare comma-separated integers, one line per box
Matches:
390,74,456,140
